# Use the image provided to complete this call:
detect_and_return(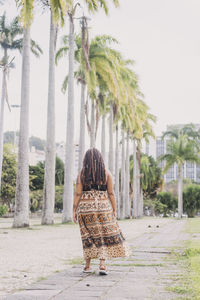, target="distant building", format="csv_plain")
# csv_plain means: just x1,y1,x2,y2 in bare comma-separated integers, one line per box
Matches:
56,142,80,180
145,124,200,183
29,146,45,166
